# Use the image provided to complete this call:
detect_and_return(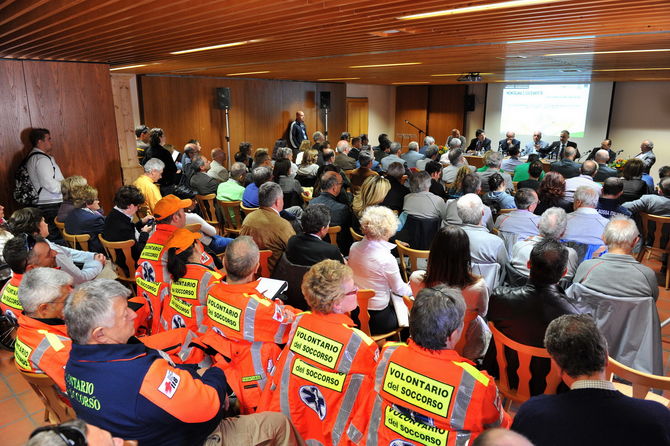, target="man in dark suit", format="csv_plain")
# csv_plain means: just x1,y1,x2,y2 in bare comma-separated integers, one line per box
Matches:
466,128,491,153
102,185,152,274
189,156,221,195
286,204,343,266
593,149,619,182
586,139,616,164
498,131,521,155
309,171,353,254
550,146,581,179
542,130,579,159
512,314,670,446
